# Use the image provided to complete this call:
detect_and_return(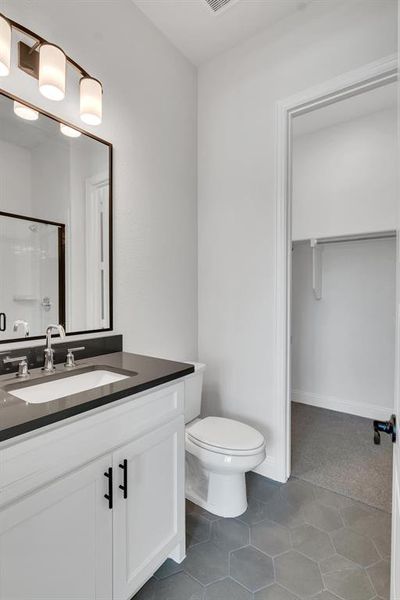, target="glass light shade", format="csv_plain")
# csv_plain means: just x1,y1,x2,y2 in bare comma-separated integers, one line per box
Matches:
39,44,66,101
80,77,102,125
13,101,39,121
0,14,11,76
60,123,81,138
